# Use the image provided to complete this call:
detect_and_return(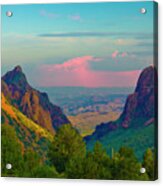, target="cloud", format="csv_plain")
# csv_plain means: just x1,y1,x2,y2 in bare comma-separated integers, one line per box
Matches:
42,56,102,72
111,51,128,59
38,56,141,88
121,52,128,57
40,56,103,87
40,10,59,19
69,14,81,21
38,32,153,38
112,50,119,58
